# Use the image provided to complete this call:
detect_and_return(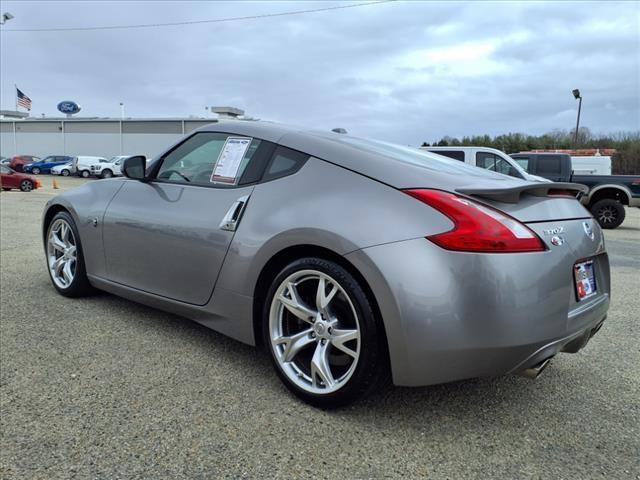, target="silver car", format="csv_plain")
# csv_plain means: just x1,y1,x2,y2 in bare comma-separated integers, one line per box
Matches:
42,121,610,407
